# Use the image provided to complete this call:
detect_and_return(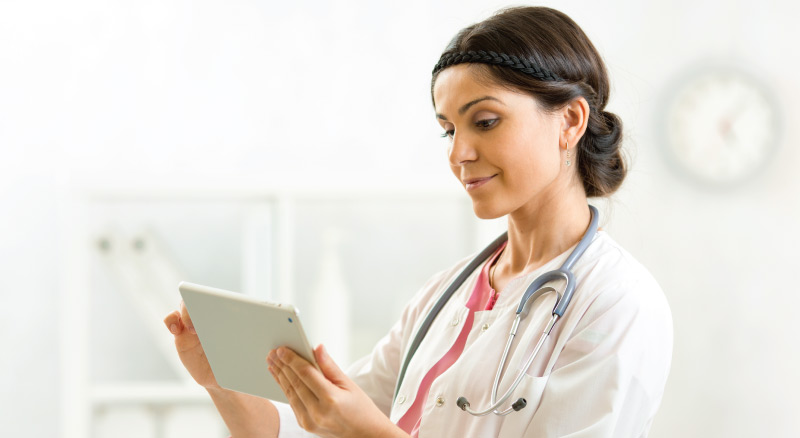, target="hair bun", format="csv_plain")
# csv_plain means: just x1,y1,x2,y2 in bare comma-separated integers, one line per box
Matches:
579,109,625,198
